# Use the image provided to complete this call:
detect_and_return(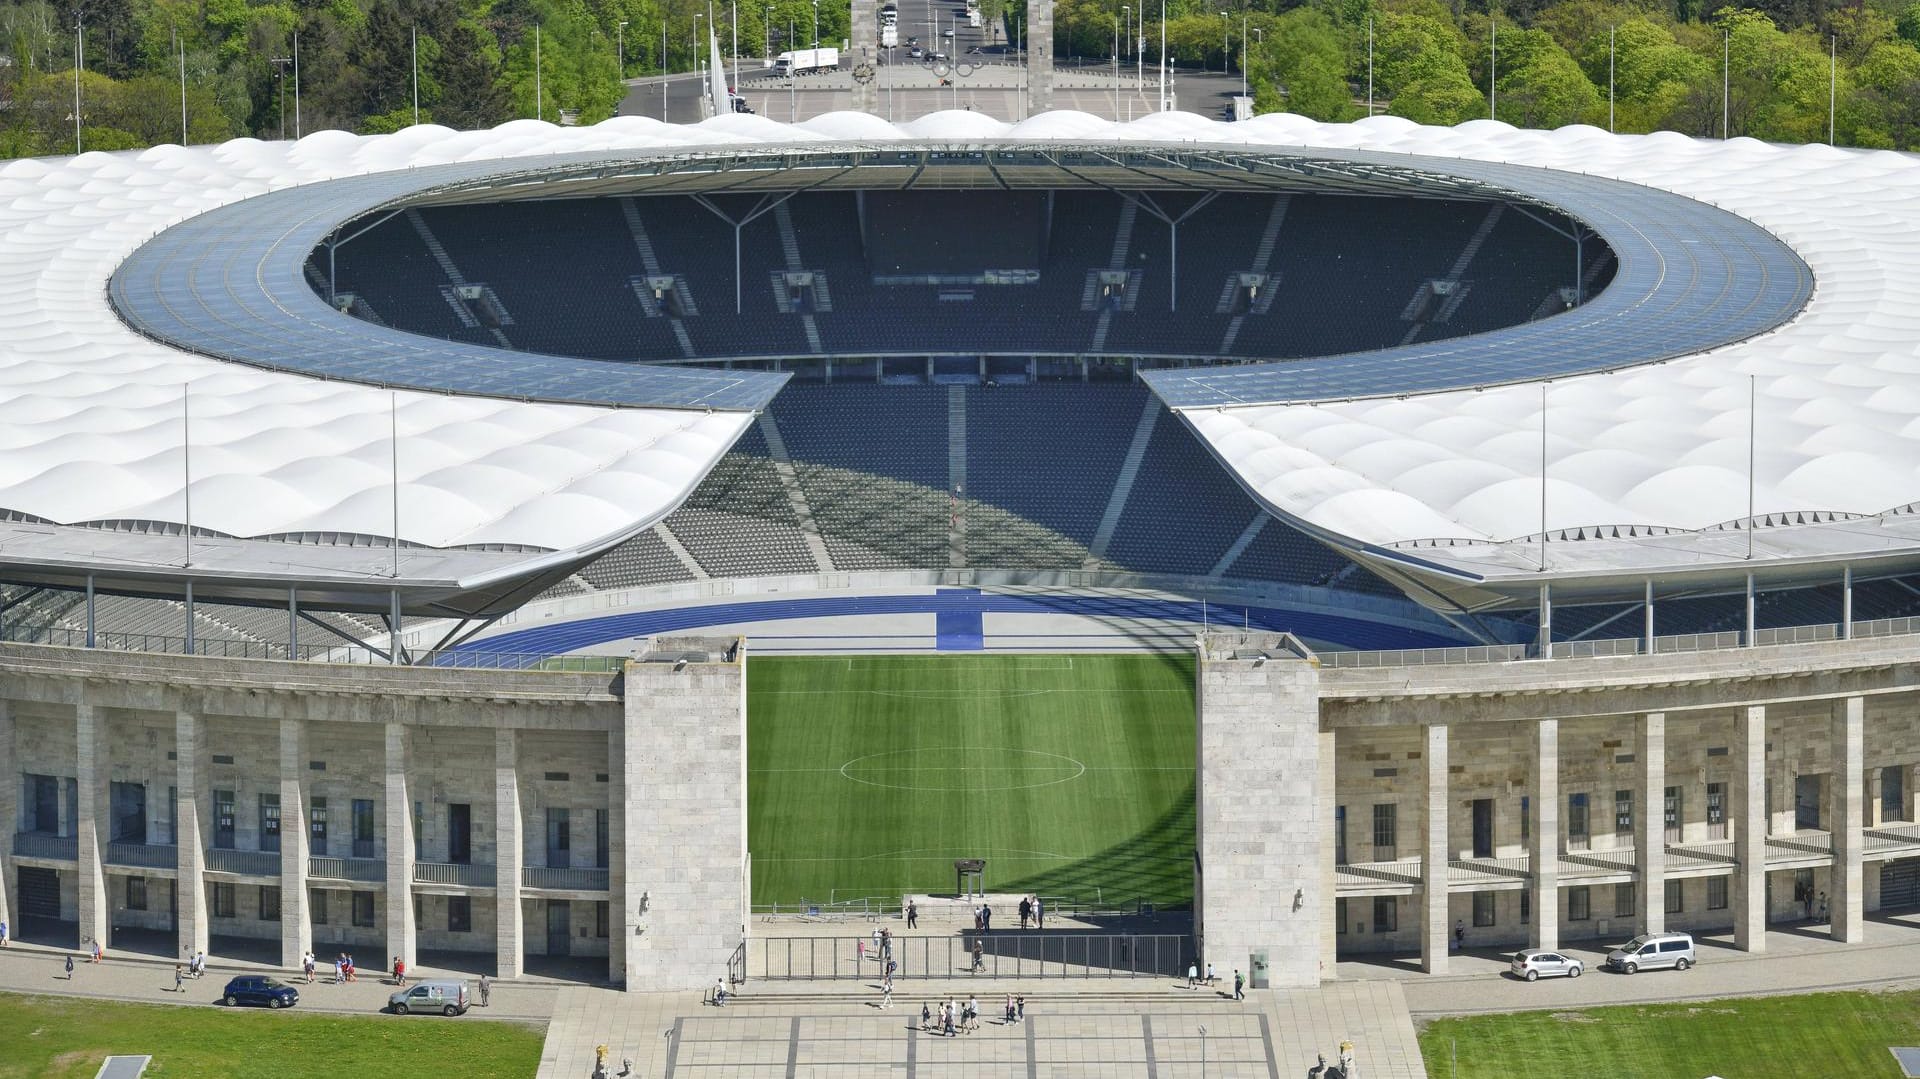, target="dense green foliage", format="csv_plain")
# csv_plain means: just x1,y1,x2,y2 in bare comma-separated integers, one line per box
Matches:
0,991,544,1078
0,0,1914,154
1420,989,1920,1077
747,653,1198,908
